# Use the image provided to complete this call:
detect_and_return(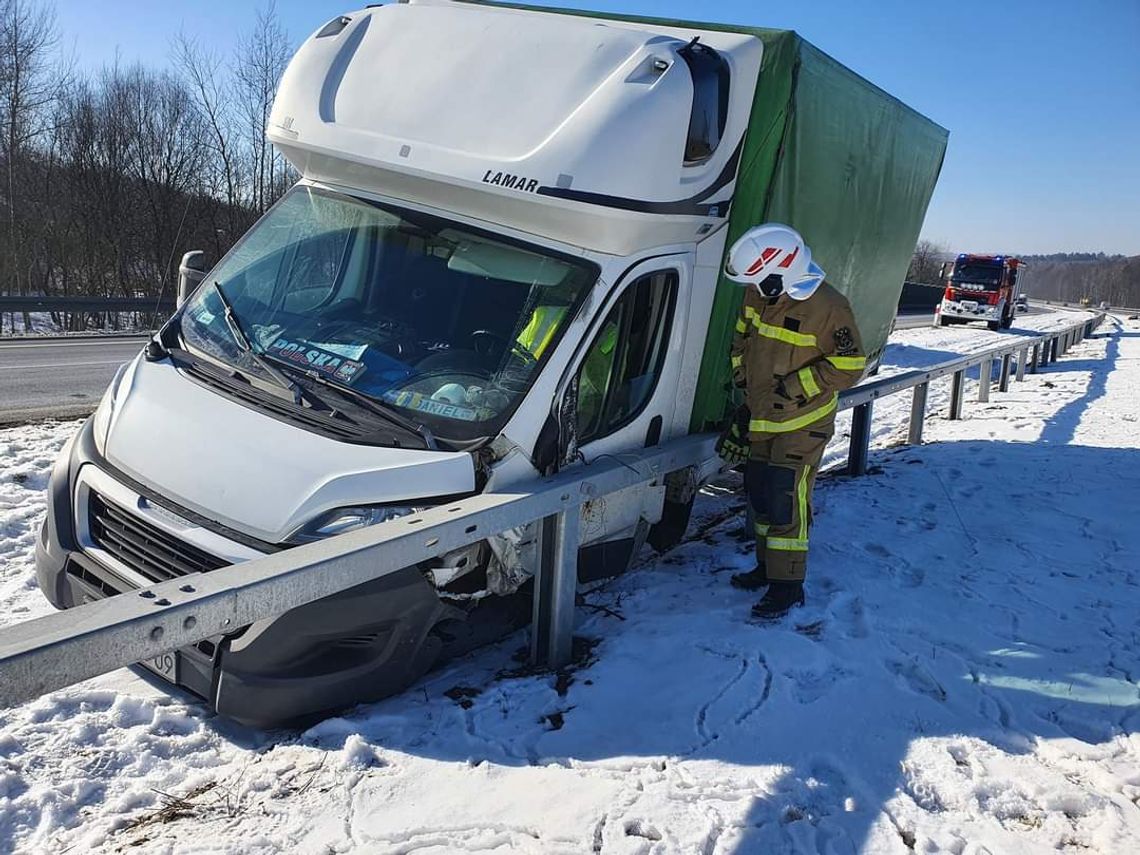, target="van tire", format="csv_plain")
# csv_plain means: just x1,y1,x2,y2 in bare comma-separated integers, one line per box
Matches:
938,315,955,327
648,497,694,553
